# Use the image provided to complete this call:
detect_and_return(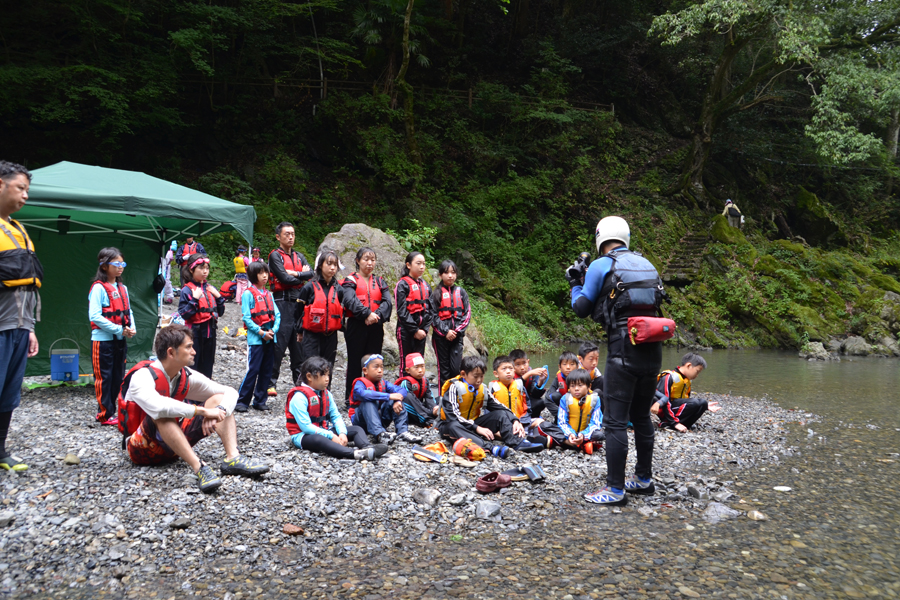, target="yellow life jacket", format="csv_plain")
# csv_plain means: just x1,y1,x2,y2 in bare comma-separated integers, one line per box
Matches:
441,377,486,421
0,218,42,289
657,369,691,399
233,256,246,274
490,380,528,419
566,392,599,434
